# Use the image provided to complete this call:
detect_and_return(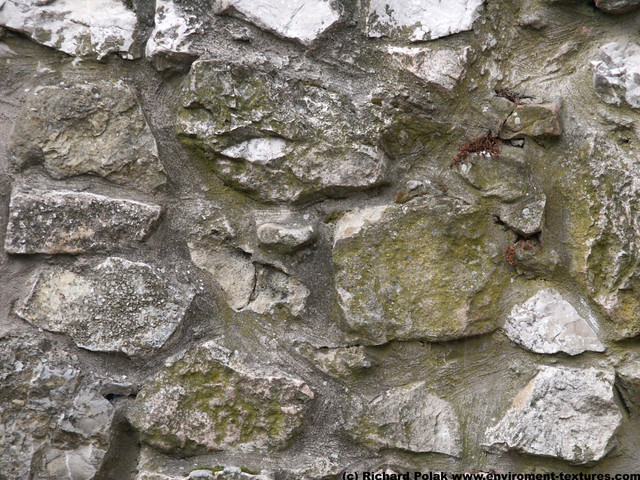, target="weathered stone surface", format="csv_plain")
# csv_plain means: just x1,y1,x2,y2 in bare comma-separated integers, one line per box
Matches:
457,153,529,202
591,42,640,109
0,334,114,479
504,289,604,355
0,0,138,59
346,382,461,455
484,366,621,464
128,341,314,454
257,222,316,252
498,194,546,236
365,0,484,42
333,196,511,344
4,189,162,254
9,82,166,191
616,358,640,411
499,103,562,140
189,243,308,315
595,0,640,13
15,257,194,357
214,0,340,45
146,0,200,69
387,46,470,91
176,61,387,203
300,344,372,378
